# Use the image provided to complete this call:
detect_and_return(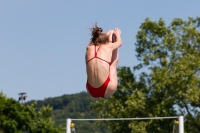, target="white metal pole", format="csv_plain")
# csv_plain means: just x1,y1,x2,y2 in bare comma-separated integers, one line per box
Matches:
66,118,71,133
71,116,178,121
178,116,184,133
